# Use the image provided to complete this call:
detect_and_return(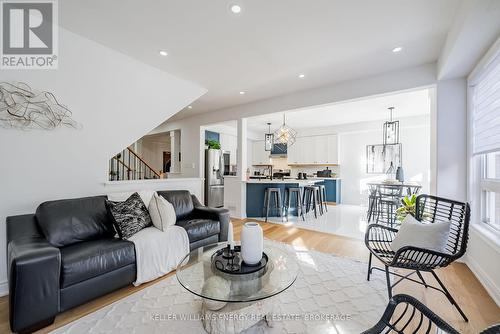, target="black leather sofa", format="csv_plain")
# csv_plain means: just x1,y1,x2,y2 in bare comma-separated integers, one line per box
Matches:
6,190,229,333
